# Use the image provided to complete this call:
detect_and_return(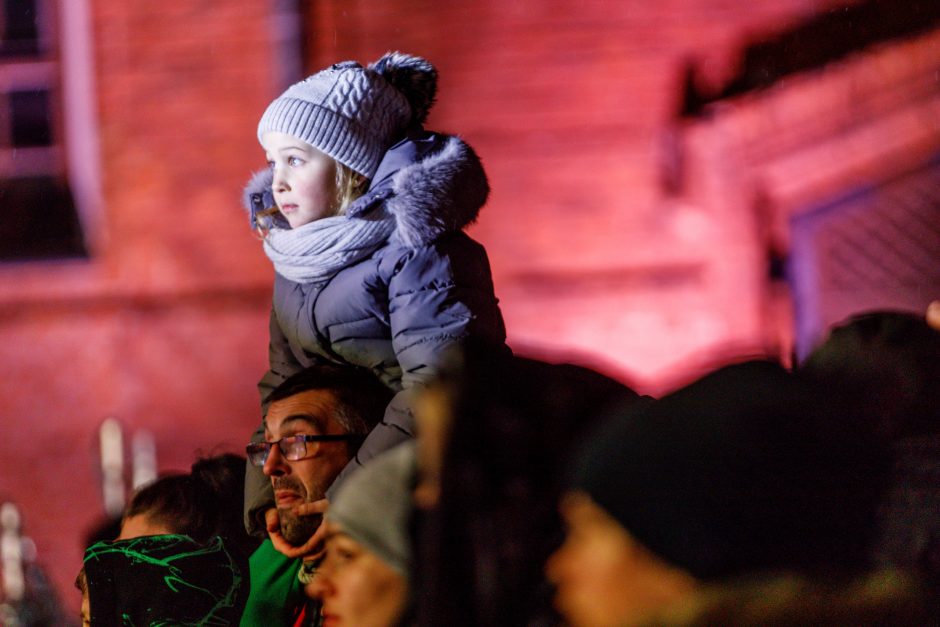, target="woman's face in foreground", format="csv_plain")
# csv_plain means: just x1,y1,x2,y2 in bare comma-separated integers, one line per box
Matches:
546,491,697,627
307,521,407,627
